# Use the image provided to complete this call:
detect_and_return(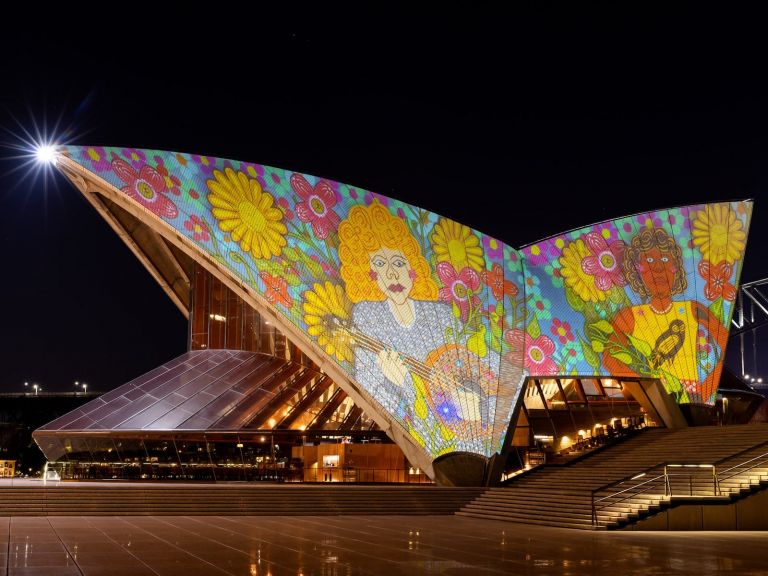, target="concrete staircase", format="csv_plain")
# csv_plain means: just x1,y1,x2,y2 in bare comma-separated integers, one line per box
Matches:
0,484,482,516
457,424,768,529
